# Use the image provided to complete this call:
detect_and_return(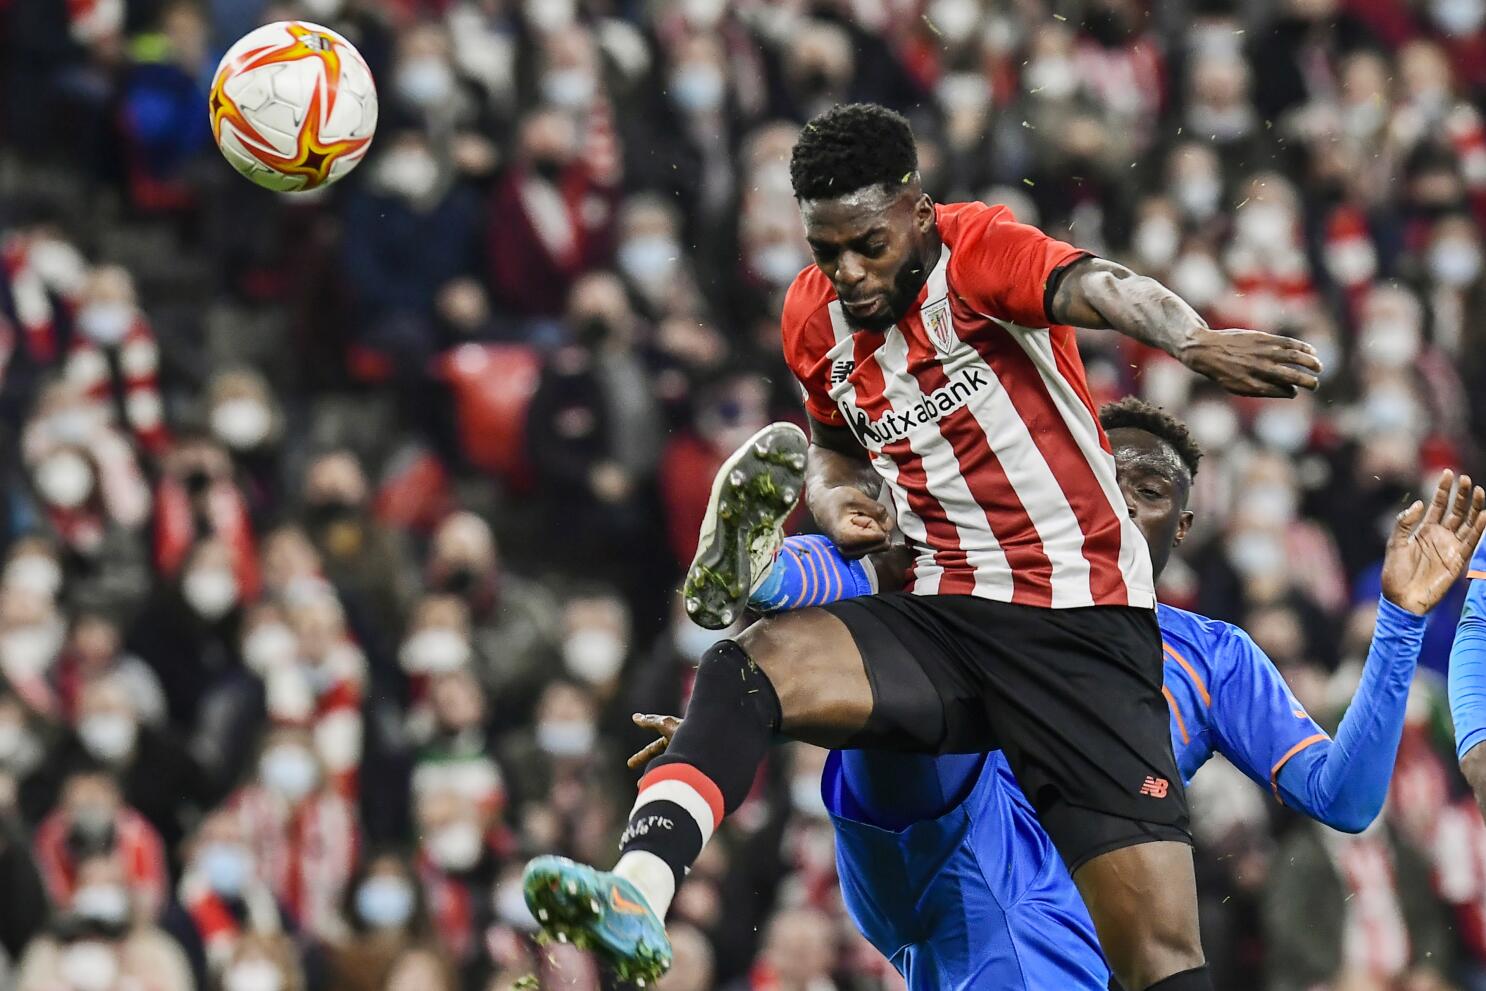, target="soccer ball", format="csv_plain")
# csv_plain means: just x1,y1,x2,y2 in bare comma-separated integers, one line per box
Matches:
209,21,378,193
